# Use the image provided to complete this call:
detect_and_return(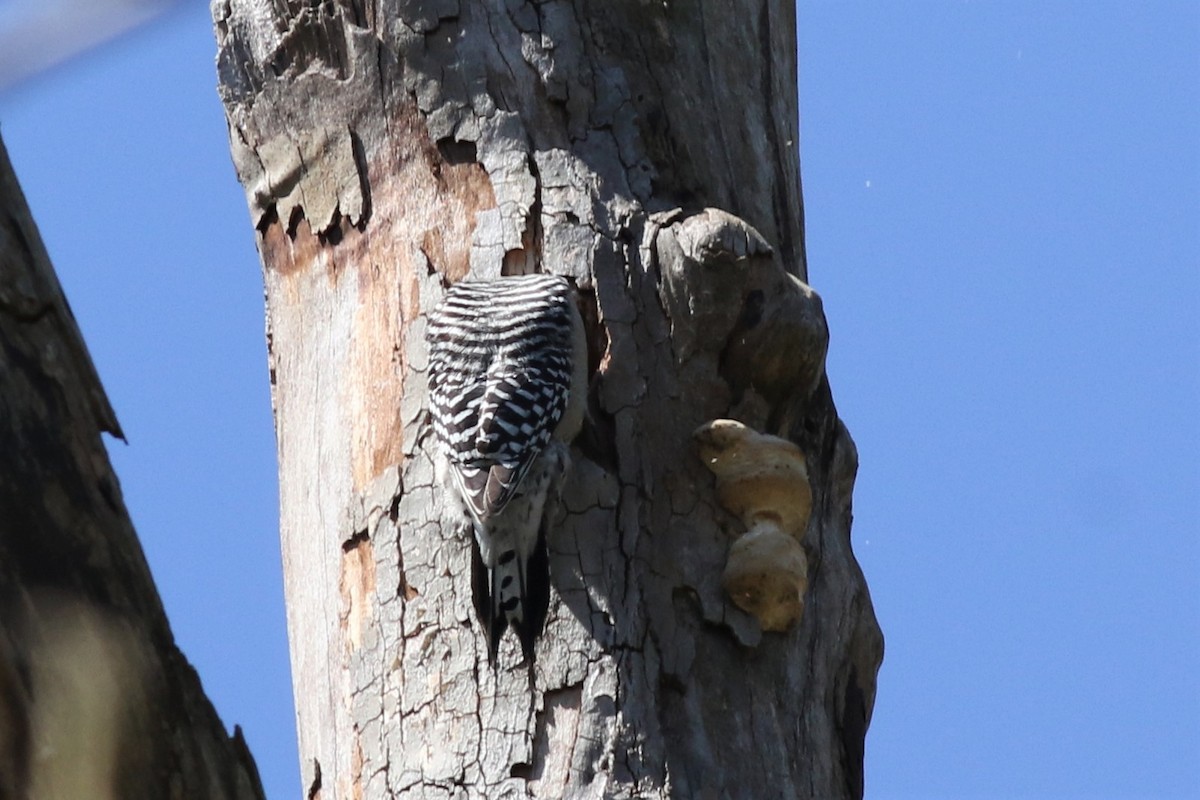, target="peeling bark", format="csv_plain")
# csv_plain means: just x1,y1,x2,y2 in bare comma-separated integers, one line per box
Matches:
0,137,264,799
213,1,882,798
